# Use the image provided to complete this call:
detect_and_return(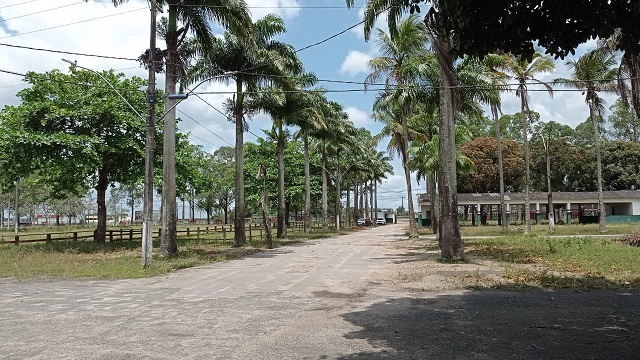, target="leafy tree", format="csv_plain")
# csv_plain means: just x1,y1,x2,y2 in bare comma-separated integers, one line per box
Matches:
0,69,150,242
110,183,143,224
556,49,618,233
602,141,640,191
608,98,640,142
457,137,524,194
